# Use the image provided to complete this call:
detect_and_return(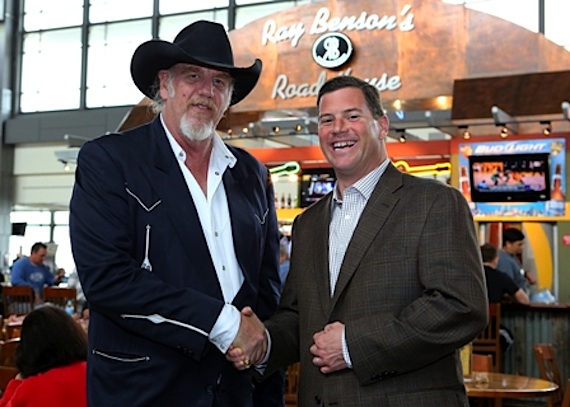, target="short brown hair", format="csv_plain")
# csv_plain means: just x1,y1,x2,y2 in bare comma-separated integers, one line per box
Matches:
480,243,498,263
